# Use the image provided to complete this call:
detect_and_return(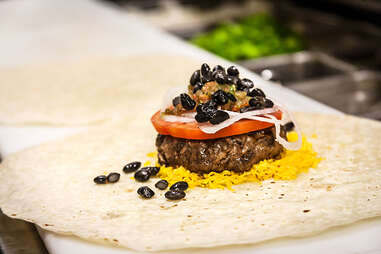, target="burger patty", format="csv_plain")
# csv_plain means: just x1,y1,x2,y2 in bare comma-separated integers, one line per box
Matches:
156,127,285,174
